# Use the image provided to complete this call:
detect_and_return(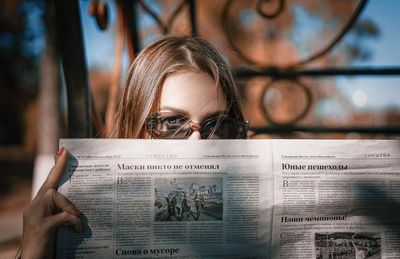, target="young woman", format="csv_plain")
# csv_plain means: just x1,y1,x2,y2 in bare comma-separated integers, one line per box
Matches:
21,36,248,258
